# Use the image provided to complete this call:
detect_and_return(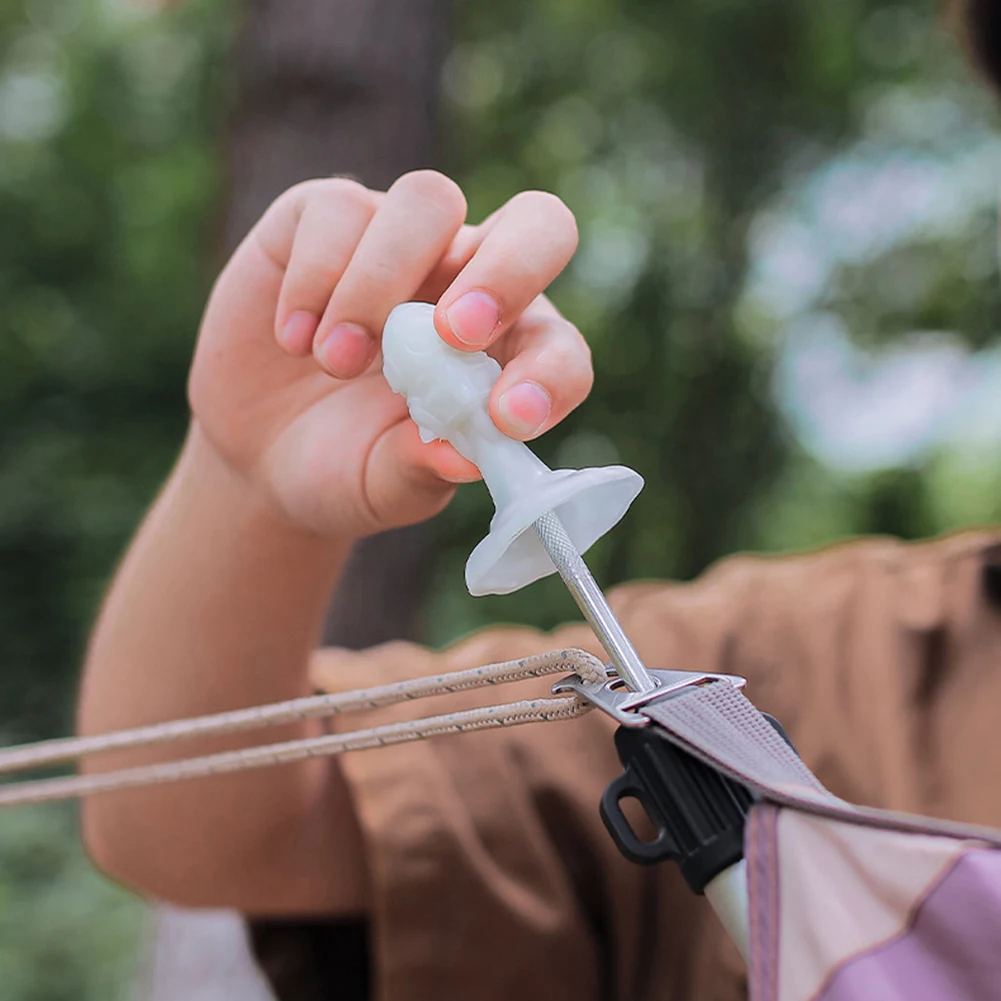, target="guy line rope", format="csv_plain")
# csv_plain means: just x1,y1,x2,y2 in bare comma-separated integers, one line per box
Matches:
0,649,607,809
